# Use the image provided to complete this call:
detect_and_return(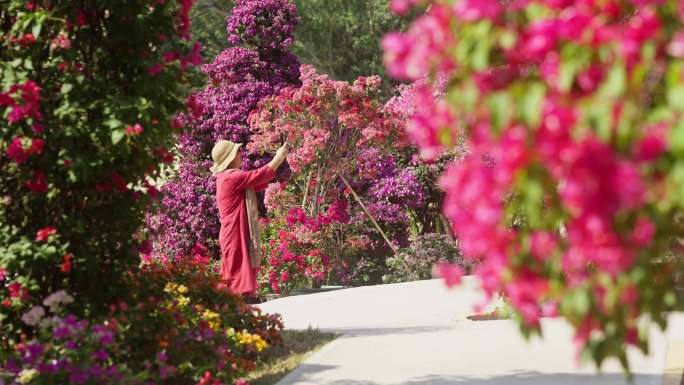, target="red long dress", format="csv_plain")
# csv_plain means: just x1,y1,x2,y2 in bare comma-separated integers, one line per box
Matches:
216,166,276,295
